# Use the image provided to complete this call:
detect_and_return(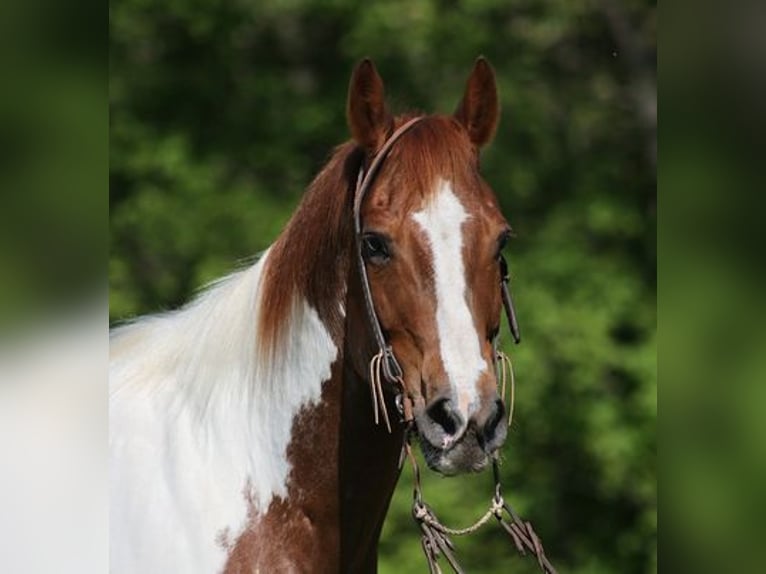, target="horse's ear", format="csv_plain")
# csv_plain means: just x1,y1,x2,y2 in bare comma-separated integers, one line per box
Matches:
347,59,393,152
454,57,500,148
